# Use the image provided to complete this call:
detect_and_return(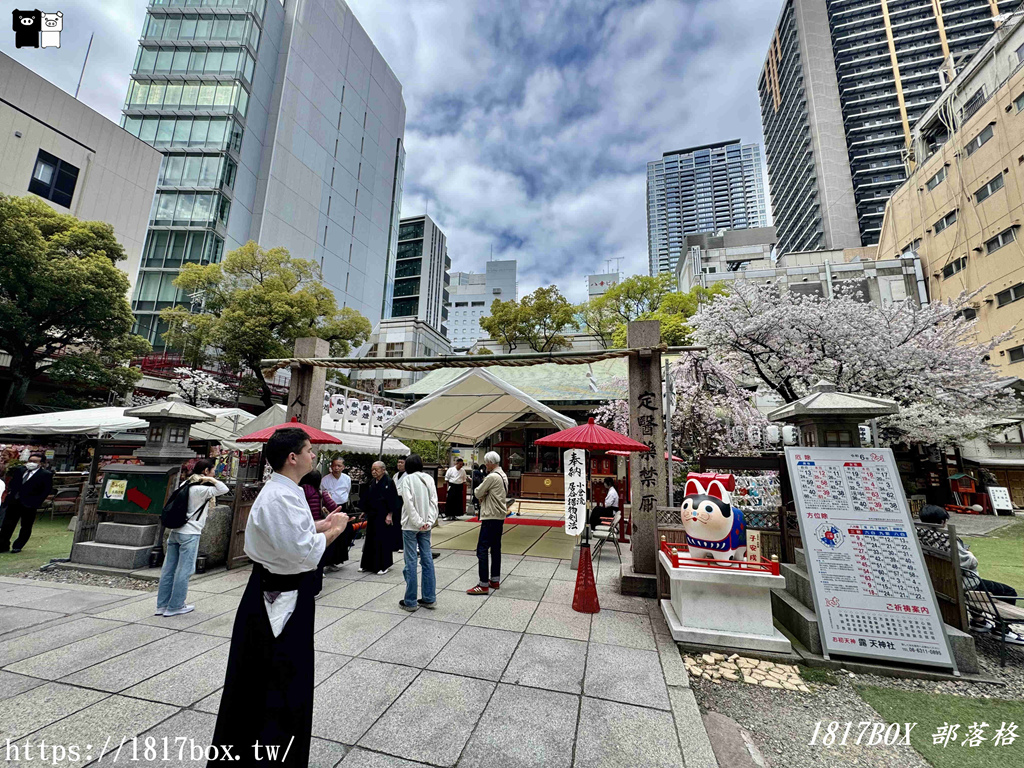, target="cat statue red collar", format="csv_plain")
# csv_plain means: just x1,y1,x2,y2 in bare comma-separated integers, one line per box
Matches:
680,472,747,562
